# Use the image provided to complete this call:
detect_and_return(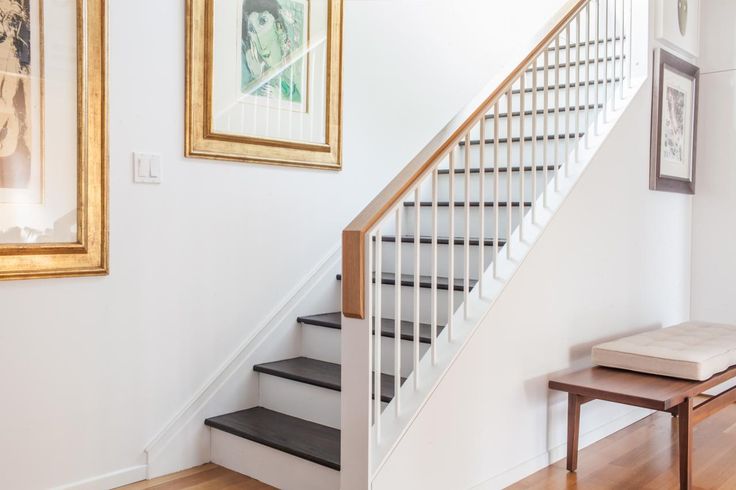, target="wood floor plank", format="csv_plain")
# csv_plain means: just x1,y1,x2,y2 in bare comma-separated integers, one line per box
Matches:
509,401,736,489
116,464,274,490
